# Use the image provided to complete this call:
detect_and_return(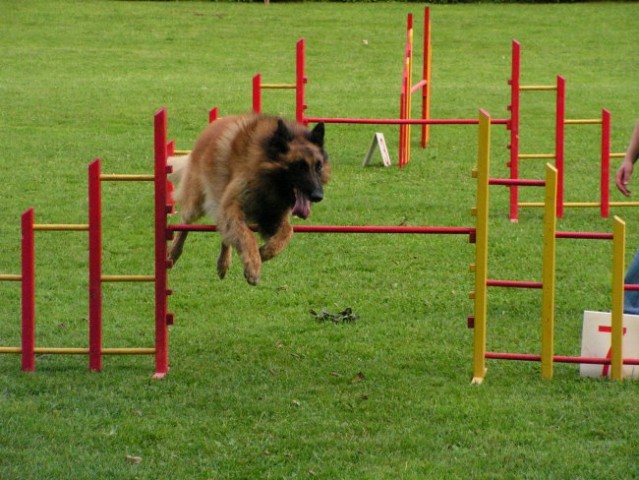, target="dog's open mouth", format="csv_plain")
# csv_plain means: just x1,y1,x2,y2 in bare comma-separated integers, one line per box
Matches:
292,189,311,219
